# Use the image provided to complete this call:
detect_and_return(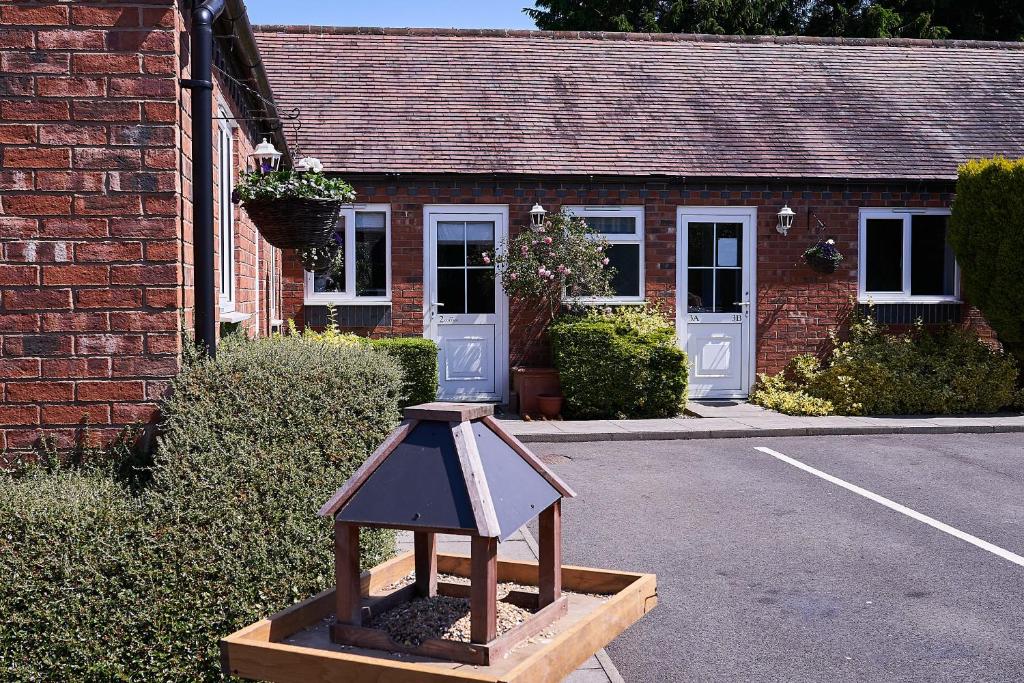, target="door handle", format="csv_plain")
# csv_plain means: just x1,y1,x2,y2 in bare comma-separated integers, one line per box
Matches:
429,301,444,316
733,301,751,307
